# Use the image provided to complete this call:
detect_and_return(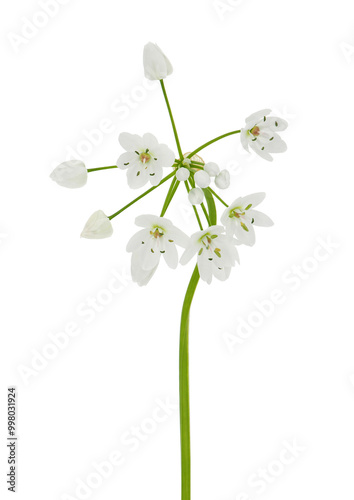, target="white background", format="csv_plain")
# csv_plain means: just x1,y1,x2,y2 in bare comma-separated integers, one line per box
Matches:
1,1,354,499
